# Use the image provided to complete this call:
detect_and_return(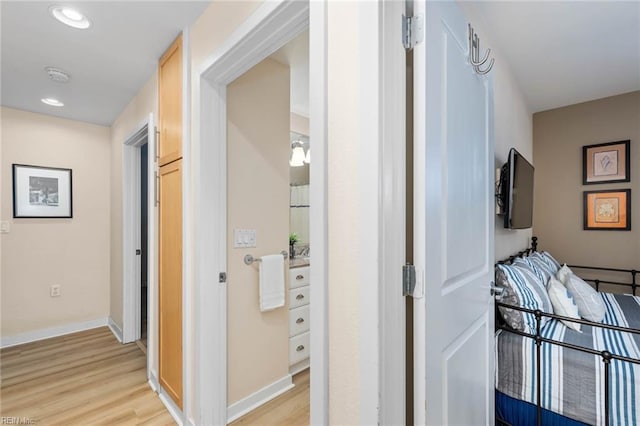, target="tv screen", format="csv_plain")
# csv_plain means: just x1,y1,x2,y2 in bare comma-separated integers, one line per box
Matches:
502,148,534,229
